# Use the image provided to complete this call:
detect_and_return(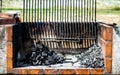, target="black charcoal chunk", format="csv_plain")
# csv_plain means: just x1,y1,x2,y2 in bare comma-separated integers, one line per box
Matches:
29,43,65,66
